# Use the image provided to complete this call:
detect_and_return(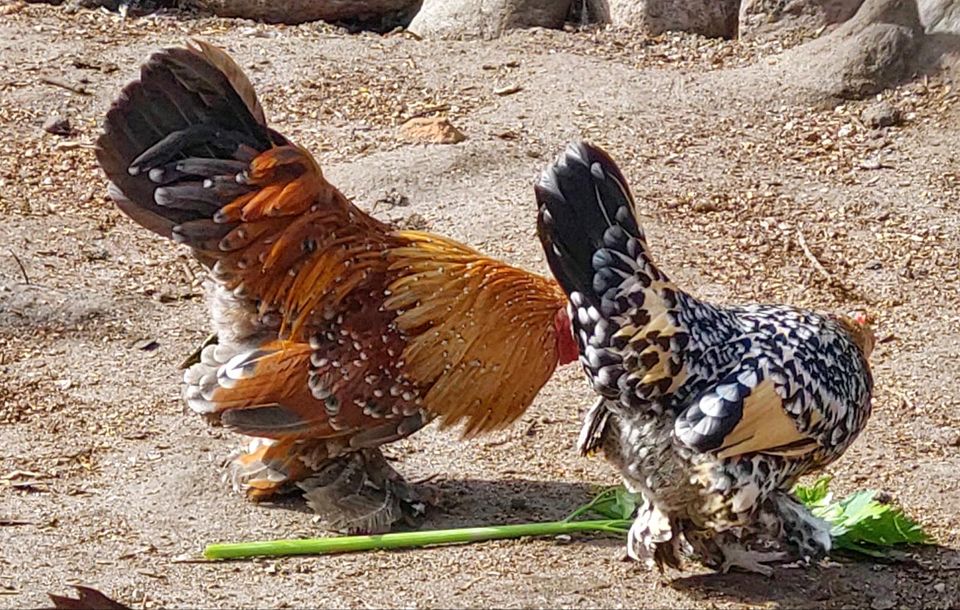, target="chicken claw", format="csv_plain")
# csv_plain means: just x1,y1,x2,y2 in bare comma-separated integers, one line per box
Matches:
719,544,789,577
